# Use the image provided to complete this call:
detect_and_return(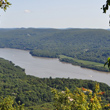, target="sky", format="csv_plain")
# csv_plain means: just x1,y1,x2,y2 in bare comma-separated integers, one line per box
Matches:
0,0,109,29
